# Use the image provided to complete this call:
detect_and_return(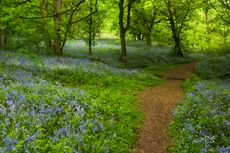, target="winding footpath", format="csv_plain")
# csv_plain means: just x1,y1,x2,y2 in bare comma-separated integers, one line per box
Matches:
134,63,195,153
